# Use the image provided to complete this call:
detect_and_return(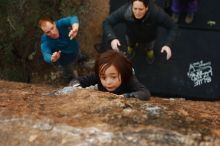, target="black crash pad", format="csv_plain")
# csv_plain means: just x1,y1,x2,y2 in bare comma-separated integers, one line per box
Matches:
107,0,220,100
